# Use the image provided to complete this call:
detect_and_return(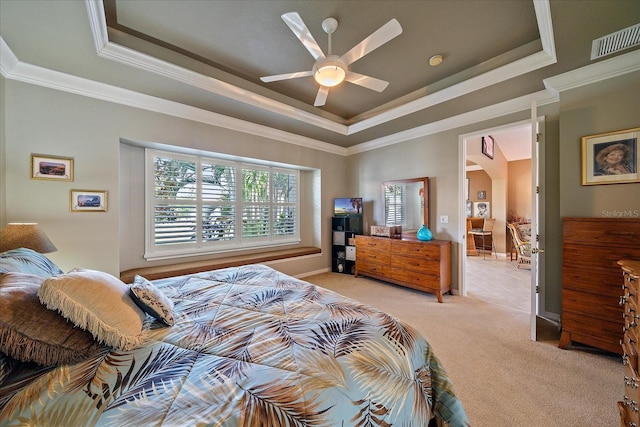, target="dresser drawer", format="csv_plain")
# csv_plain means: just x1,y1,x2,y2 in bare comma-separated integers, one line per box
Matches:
390,267,439,290
563,245,640,273
563,266,629,297
562,289,622,321
355,236,391,251
391,255,441,275
357,250,390,264
563,218,640,247
356,260,390,277
391,239,441,258
563,317,622,354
